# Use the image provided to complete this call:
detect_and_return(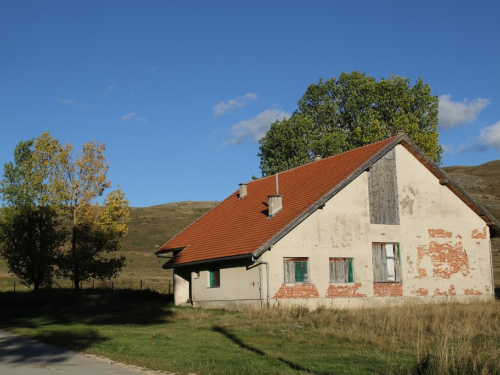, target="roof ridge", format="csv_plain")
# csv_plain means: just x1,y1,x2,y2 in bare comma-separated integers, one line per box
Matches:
248,135,400,184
